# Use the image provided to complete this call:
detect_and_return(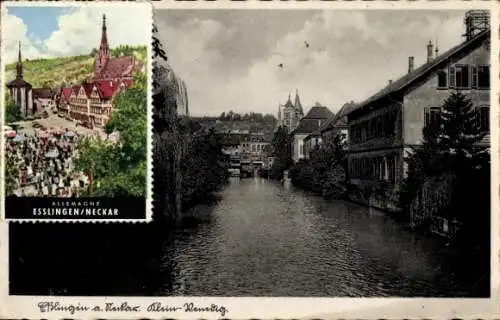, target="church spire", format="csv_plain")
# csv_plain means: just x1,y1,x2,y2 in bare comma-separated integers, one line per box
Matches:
95,14,110,78
294,89,303,115
16,41,23,79
100,14,109,54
